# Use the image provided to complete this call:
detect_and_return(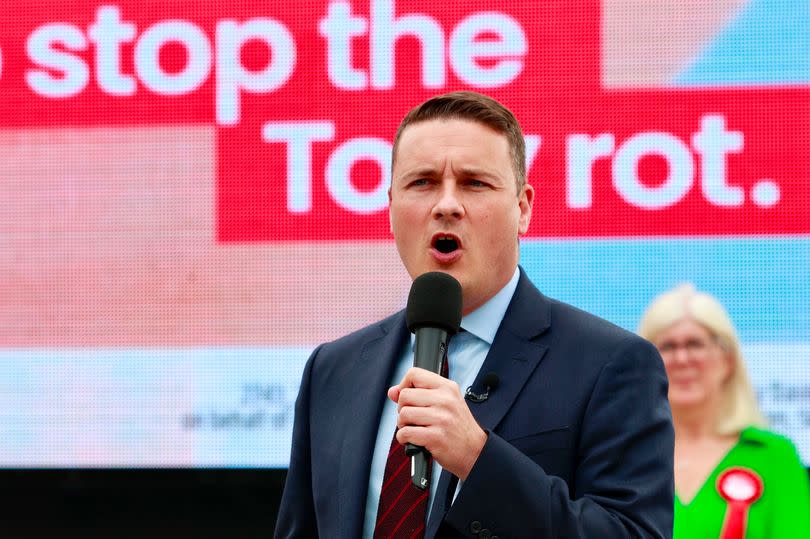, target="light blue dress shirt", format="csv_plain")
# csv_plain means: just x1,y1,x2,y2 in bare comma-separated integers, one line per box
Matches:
362,268,521,537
